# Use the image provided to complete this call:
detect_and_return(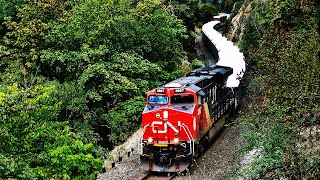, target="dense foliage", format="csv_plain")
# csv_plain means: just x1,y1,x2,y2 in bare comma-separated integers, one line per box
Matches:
0,0,24,35
0,82,103,179
237,0,320,178
0,0,192,178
